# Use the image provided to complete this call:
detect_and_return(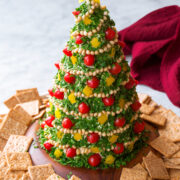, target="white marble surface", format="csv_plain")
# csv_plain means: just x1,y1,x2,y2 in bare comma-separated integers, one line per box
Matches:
0,0,179,115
